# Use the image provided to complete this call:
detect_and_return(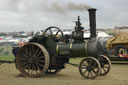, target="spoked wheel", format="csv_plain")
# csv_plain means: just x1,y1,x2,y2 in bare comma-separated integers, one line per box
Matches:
79,57,101,79
99,55,111,76
46,69,61,74
16,43,50,78
43,26,64,40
